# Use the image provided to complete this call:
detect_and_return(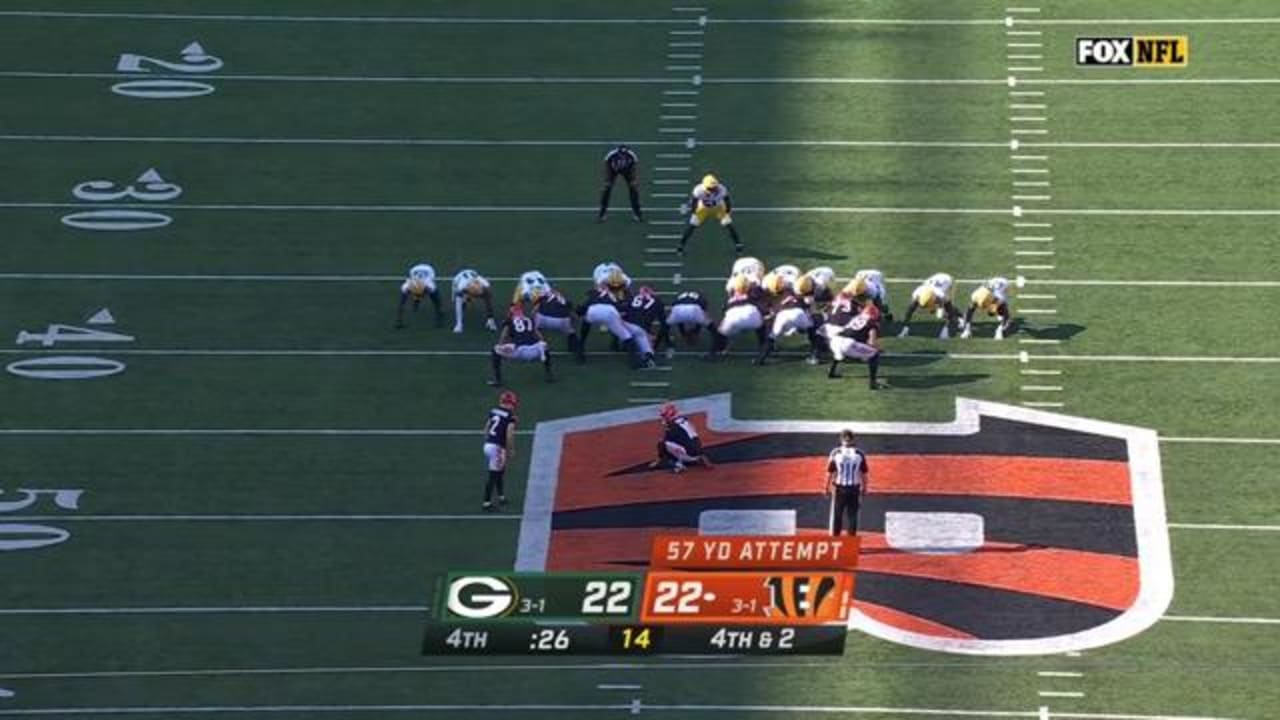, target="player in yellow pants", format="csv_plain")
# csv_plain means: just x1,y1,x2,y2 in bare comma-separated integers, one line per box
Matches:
677,174,743,257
